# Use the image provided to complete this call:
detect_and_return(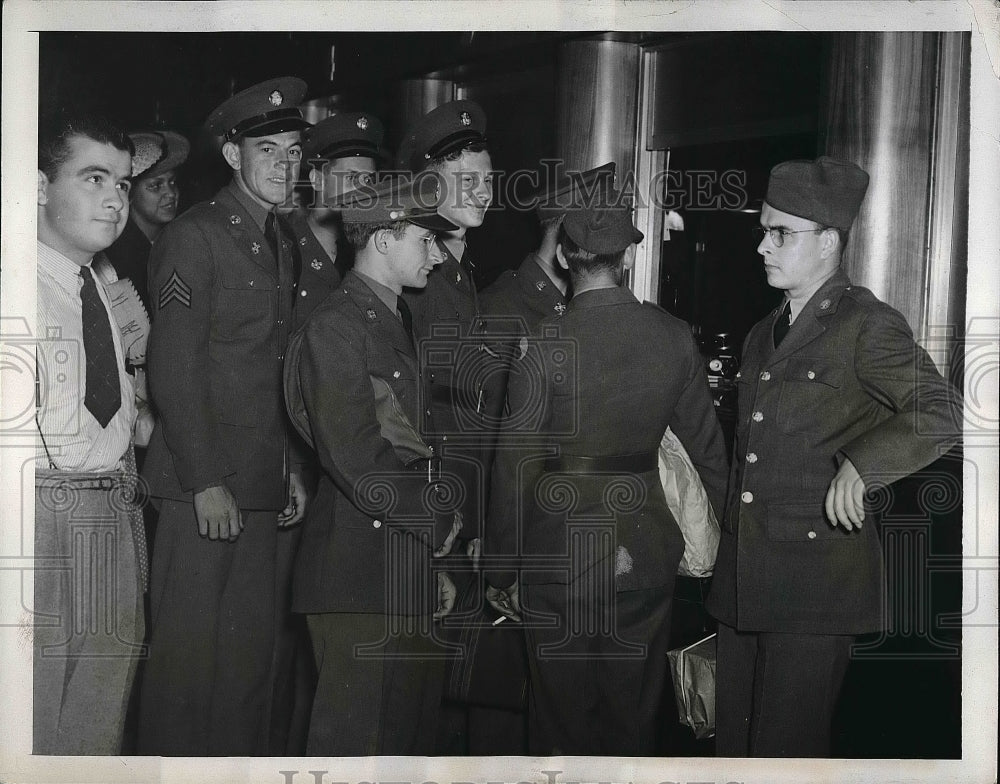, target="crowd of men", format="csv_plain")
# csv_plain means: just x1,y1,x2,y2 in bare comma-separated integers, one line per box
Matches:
34,75,962,758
